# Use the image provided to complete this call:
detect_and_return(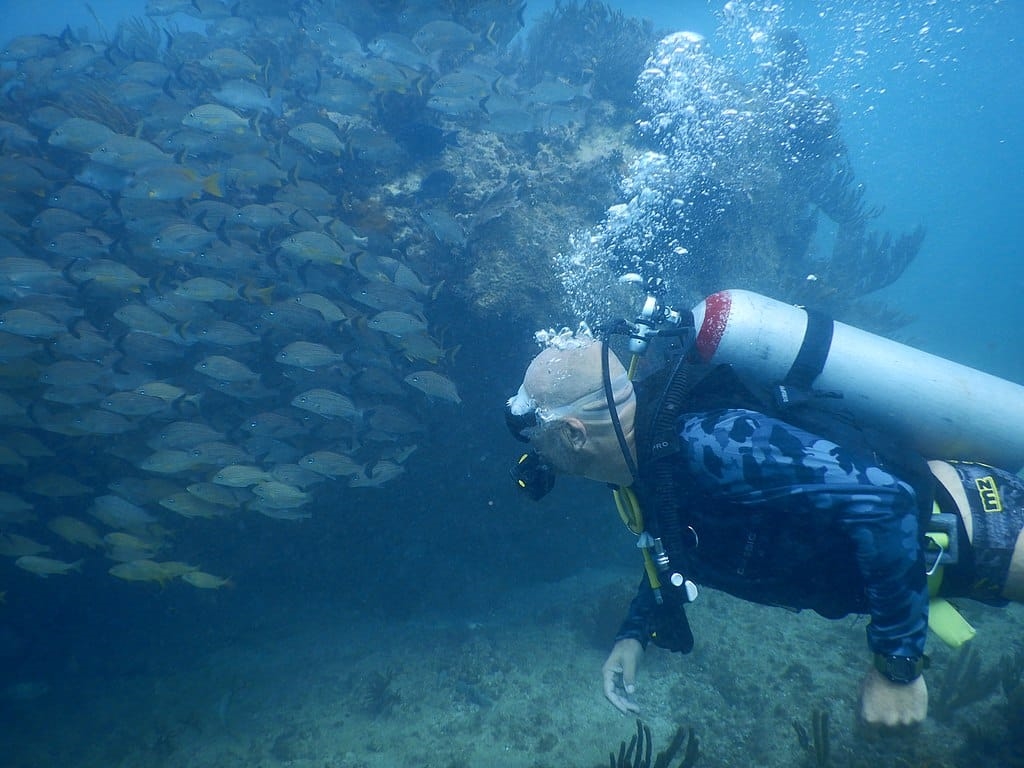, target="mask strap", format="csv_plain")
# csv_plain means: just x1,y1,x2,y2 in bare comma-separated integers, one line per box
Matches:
602,339,638,483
